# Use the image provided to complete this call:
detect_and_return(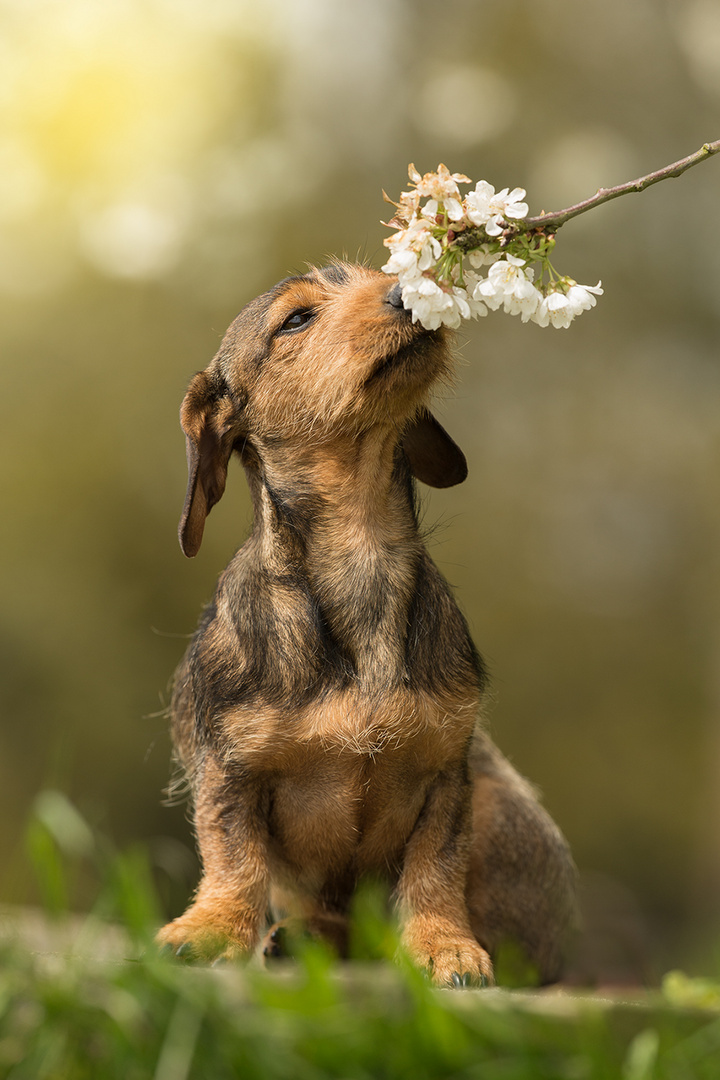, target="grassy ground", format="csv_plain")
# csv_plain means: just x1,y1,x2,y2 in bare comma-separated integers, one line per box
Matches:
3,794,720,1079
